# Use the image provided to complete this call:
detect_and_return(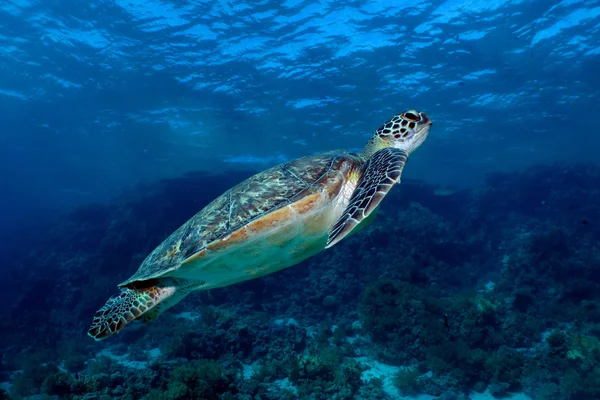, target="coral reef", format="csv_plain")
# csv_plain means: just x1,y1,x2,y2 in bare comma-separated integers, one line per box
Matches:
1,163,599,399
